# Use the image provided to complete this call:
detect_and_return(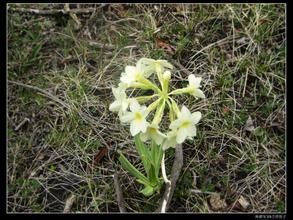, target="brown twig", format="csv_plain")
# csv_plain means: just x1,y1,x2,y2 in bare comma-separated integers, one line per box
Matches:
113,172,127,213
156,144,183,213
87,40,116,49
171,60,193,77
8,5,99,15
14,117,30,131
64,3,81,28
63,194,76,213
